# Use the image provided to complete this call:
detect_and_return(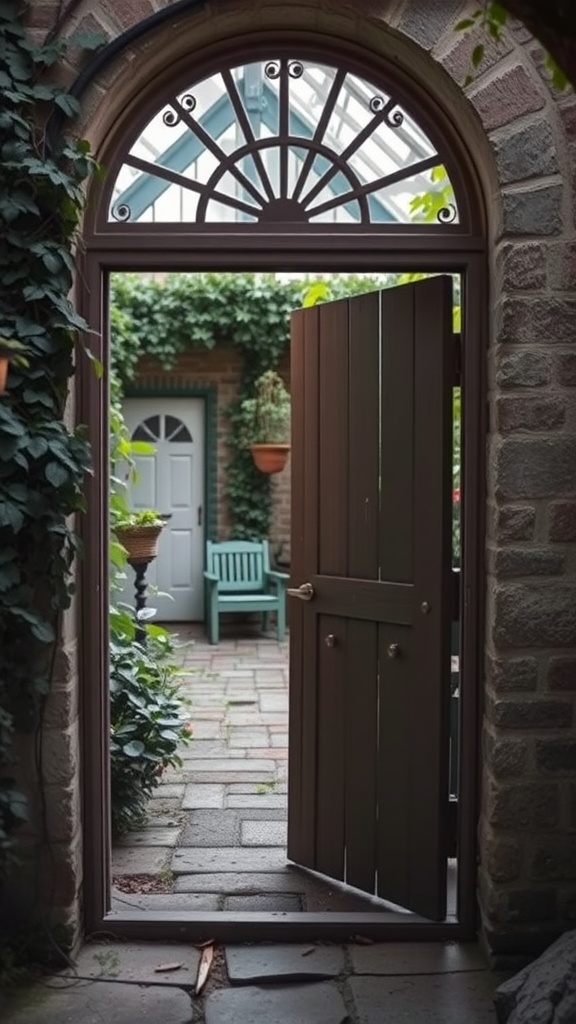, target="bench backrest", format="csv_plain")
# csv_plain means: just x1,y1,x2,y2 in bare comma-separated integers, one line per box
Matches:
206,540,271,593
